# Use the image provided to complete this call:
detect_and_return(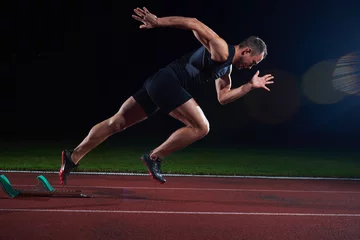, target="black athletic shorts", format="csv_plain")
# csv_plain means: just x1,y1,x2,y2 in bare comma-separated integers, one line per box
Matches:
133,67,193,116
